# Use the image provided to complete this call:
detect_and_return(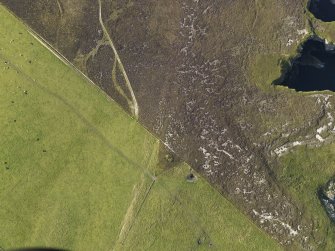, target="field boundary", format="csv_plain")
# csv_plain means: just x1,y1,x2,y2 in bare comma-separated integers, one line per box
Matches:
0,4,283,248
